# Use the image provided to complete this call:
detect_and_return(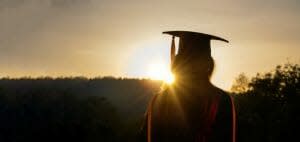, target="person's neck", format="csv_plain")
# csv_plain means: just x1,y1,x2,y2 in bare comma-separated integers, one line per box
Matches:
175,76,212,89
